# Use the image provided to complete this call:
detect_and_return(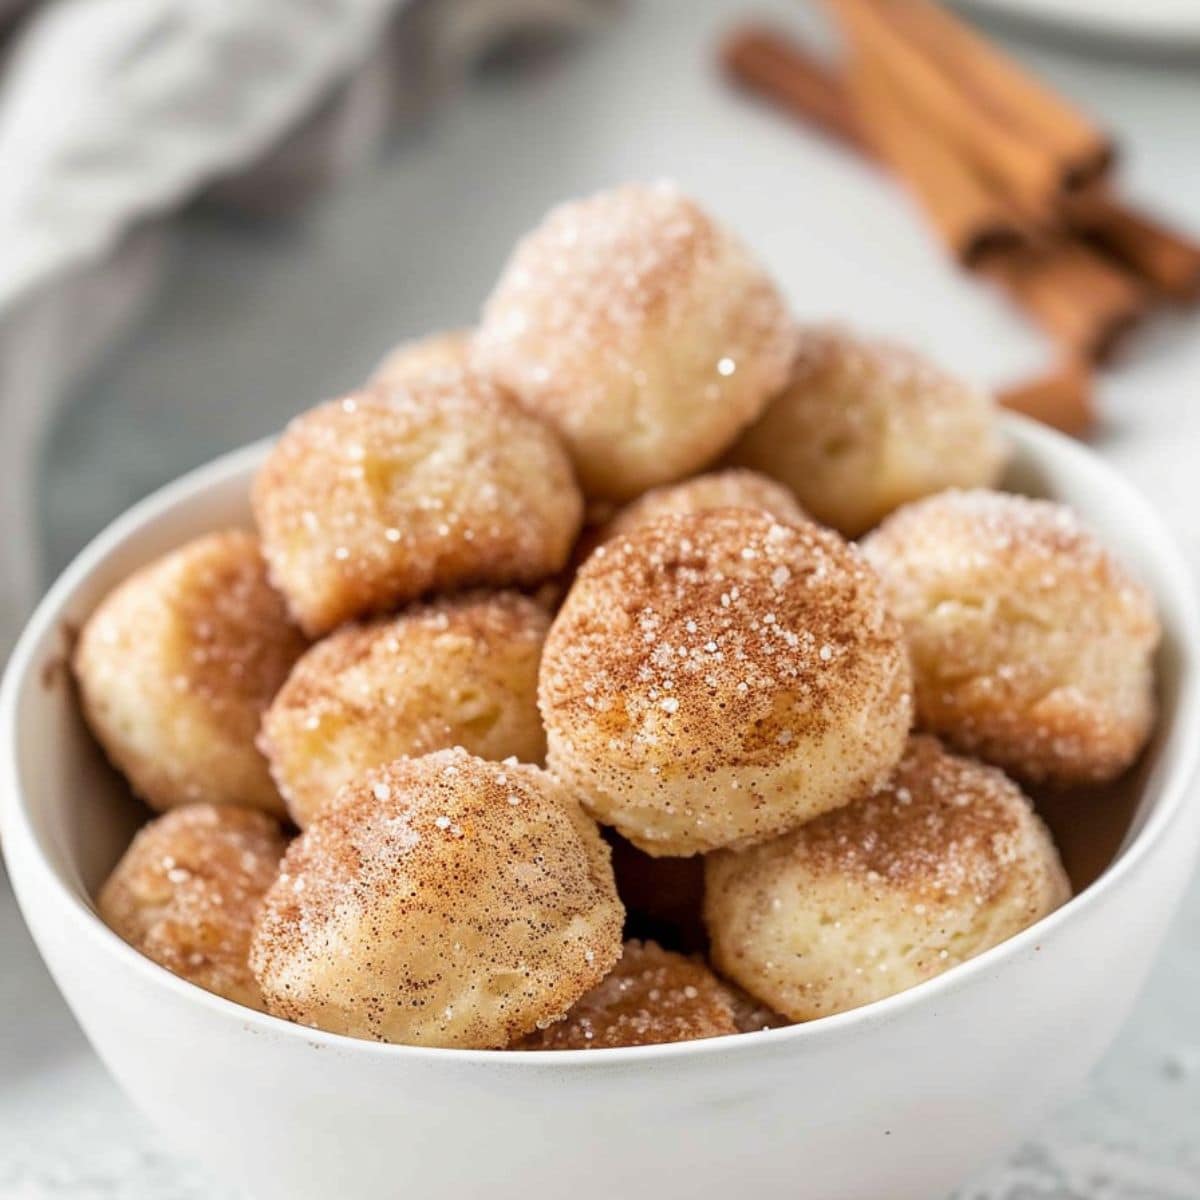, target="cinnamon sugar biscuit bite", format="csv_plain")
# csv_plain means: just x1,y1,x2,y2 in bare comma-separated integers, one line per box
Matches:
252,378,583,636
74,531,306,815
728,326,1006,536
539,509,913,856
600,468,809,544
250,750,623,1048
863,490,1160,785
520,940,738,1050
475,182,794,500
261,591,549,828
99,804,288,1010
705,736,1071,1021
368,329,472,389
